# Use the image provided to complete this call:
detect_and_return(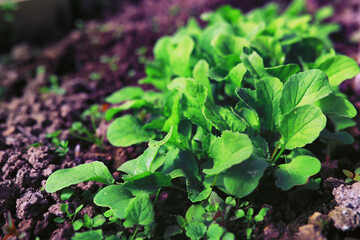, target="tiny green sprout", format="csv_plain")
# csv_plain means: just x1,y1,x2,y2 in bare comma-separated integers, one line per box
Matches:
2,211,26,240
89,72,102,81
46,130,69,156
27,142,43,149
343,168,360,183
70,105,105,149
100,55,118,71
40,75,66,95
54,203,84,224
